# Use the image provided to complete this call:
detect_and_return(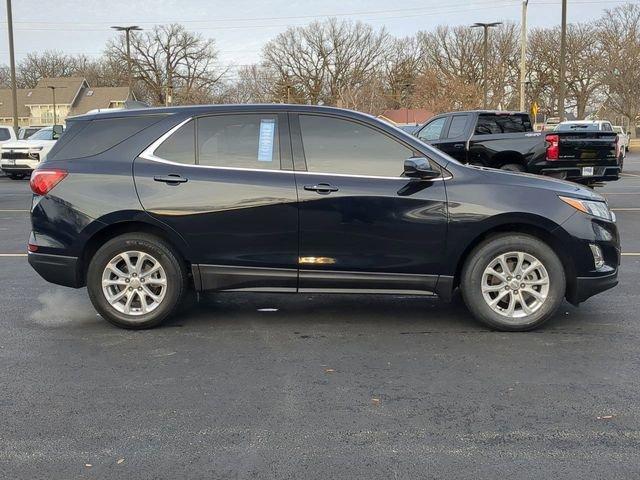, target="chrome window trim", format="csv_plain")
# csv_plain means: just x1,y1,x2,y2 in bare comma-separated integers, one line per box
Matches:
140,116,450,181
